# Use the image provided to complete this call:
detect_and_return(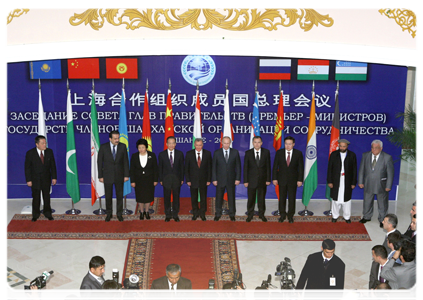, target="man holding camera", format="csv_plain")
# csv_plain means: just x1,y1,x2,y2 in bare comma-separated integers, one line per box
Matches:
80,256,106,289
